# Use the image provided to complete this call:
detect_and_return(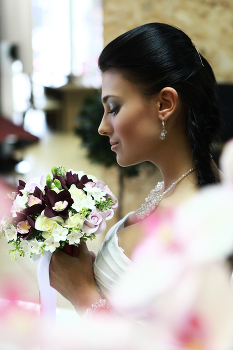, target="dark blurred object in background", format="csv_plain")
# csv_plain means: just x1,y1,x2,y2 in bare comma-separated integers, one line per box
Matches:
211,84,233,167
0,117,38,173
